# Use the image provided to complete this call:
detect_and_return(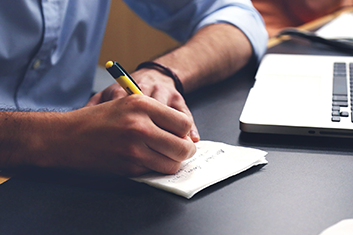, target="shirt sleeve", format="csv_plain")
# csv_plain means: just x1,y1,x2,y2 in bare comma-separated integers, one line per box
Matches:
123,0,268,63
